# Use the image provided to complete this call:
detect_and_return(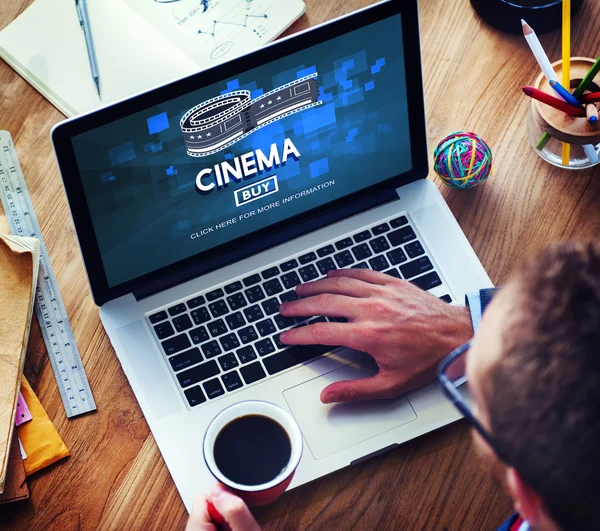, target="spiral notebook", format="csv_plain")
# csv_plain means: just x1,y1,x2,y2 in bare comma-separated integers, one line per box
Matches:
0,0,306,117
